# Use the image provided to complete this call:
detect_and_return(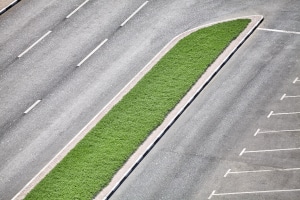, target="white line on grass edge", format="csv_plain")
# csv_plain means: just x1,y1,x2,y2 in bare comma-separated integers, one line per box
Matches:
12,15,264,200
